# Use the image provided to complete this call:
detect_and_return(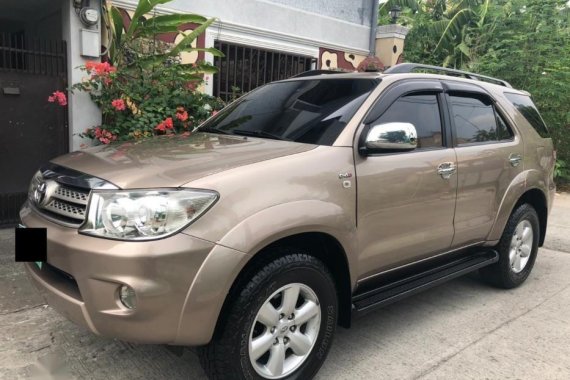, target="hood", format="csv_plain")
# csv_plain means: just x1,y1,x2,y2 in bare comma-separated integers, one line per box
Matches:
52,133,316,188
